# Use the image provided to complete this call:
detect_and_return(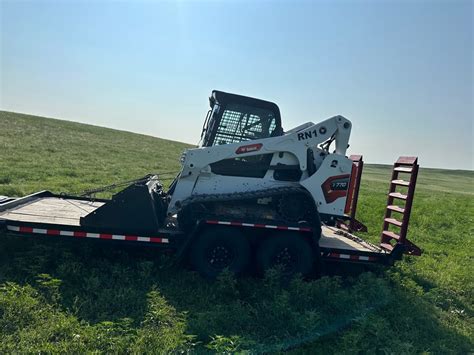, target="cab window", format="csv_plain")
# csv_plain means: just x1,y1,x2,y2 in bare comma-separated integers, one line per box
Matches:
213,103,277,146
